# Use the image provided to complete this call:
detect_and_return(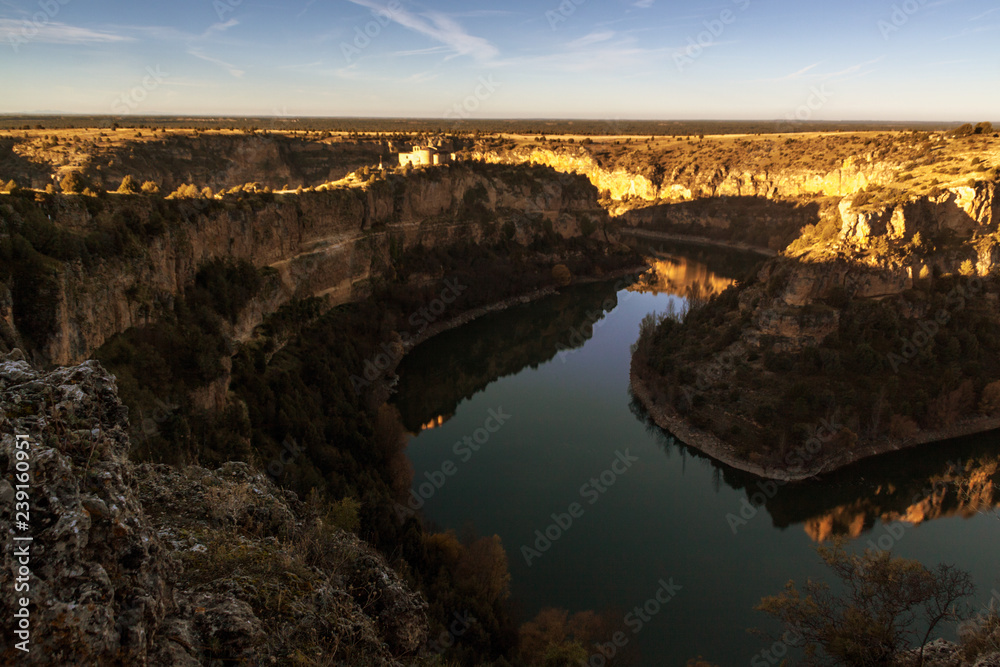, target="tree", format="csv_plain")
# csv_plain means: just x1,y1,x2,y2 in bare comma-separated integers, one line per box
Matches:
552,264,572,287
974,122,993,135
1,179,17,193
756,543,974,666
960,259,976,277
980,381,1000,416
117,175,141,194
140,181,160,195
60,171,87,194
